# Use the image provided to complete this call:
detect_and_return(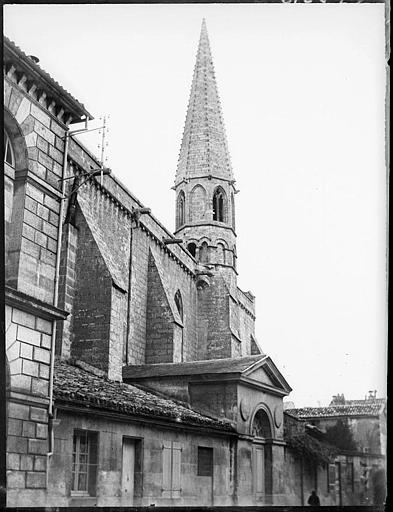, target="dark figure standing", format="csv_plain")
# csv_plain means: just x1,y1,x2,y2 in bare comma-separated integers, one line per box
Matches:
307,490,320,506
